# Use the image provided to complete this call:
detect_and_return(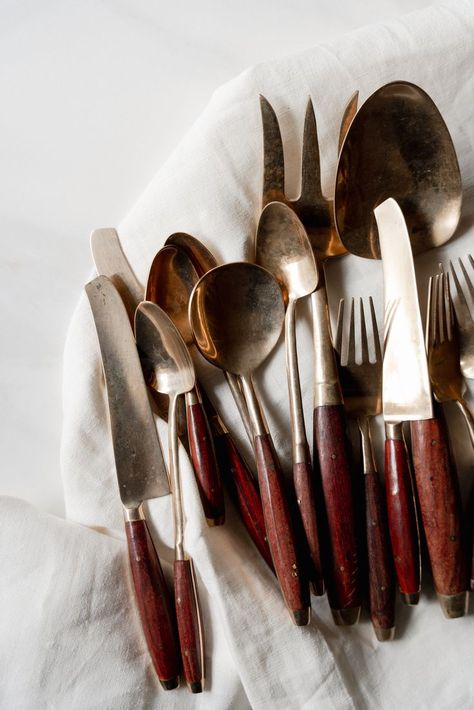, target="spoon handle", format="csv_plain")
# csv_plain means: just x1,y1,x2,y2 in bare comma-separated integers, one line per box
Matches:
186,386,225,526
174,558,204,693
411,411,468,618
384,424,421,602
313,404,361,622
